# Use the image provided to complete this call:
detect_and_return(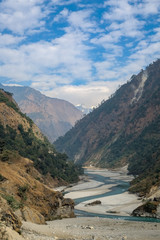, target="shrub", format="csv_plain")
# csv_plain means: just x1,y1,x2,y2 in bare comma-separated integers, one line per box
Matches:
1,152,9,162
2,194,22,210
18,184,29,201
0,174,6,182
